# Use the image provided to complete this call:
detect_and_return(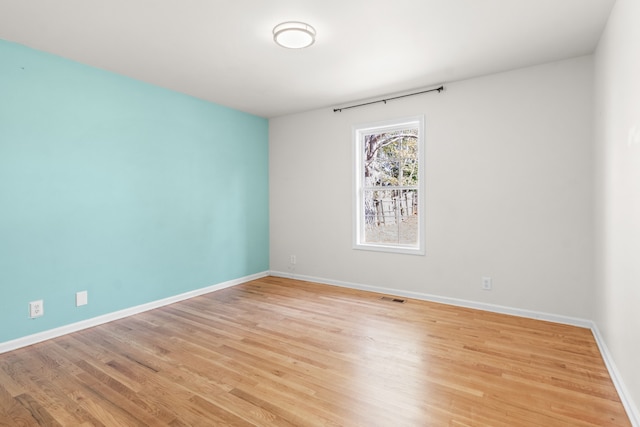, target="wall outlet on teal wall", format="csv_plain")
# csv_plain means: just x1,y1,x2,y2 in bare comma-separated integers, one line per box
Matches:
76,291,88,307
29,300,44,318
